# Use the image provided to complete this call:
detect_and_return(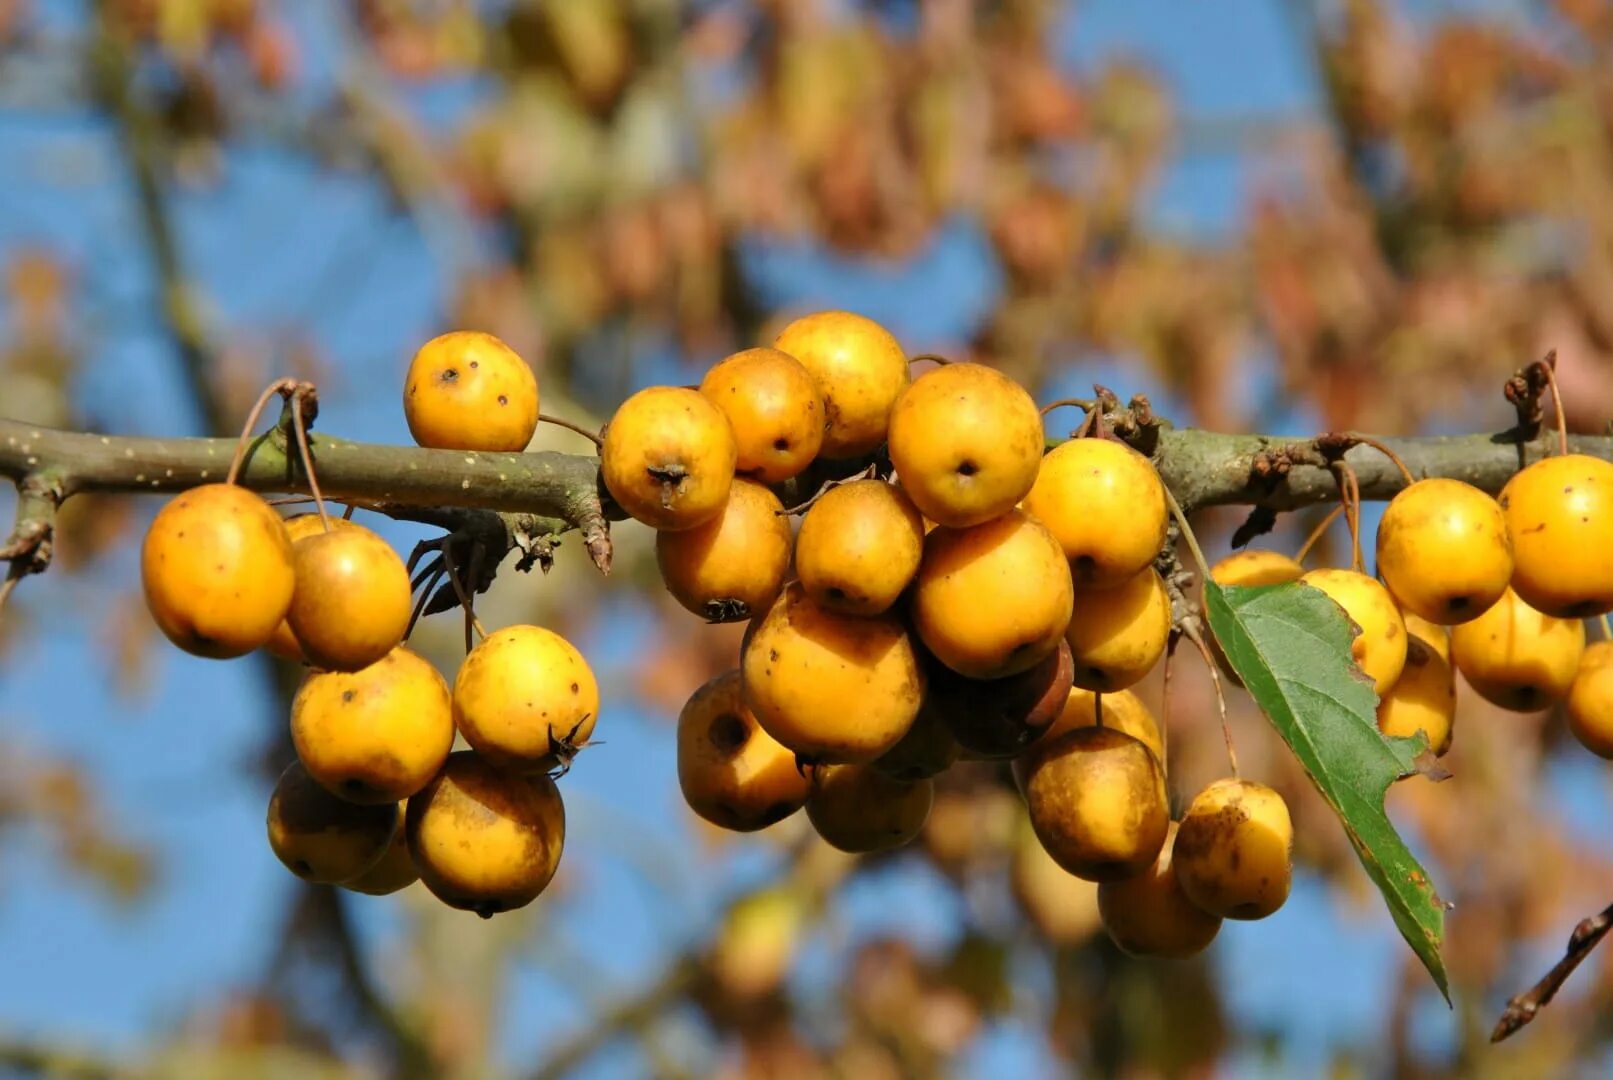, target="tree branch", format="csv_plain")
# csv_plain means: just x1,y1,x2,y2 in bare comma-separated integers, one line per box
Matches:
525,957,703,1080
9,417,1613,538
1152,427,1613,511
0,419,612,565
88,15,232,438
1492,901,1613,1042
